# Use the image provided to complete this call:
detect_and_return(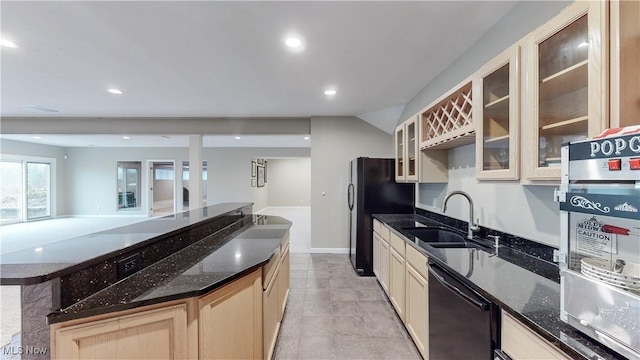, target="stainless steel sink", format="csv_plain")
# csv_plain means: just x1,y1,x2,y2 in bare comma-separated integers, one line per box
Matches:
401,227,466,243
401,226,479,250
